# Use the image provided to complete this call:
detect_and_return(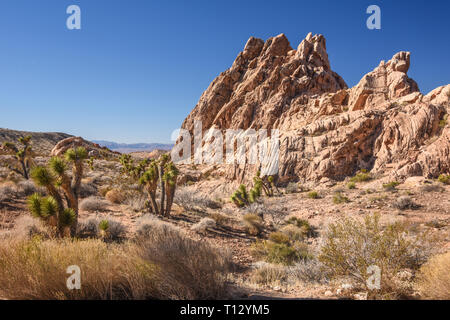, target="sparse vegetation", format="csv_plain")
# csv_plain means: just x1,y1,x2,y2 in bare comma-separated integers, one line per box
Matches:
242,213,263,235
1,136,34,180
439,113,448,128
347,182,356,189
80,196,108,212
417,252,450,300
393,195,417,210
191,217,216,234
307,191,319,199
231,171,276,207
350,170,372,183
333,192,350,204
285,182,298,194
105,188,125,204
318,214,431,298
437,174,450,185
383,181,400,191
251,239,311,266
